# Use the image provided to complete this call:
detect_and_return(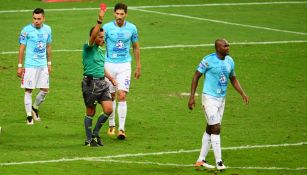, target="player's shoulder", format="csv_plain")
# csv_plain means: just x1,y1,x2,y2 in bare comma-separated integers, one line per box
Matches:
103,21,115,29
203,53,217,61
225,55,234,62
21,24,34,32
126,21,136,28
42,24,52,30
